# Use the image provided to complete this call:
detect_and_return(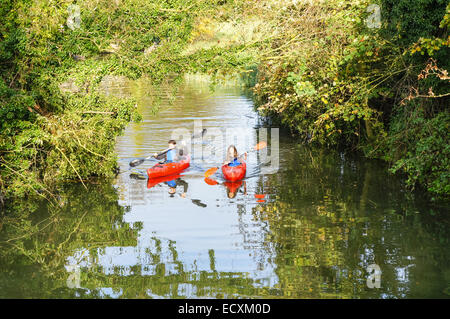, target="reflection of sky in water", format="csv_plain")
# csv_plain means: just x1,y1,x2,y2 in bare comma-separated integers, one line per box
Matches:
67,176,279,294
66,78,279,297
